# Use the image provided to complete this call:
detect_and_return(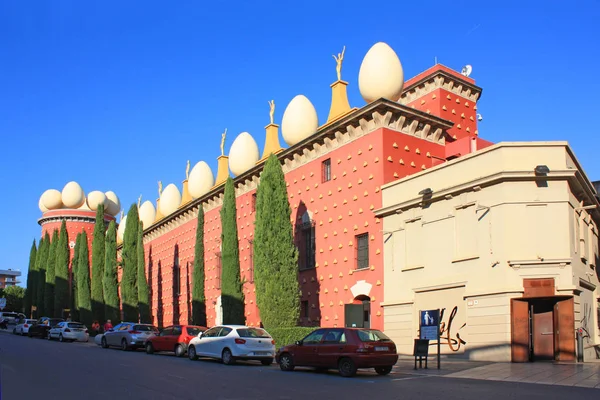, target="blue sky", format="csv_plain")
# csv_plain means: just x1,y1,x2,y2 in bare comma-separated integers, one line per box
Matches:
1,1,599,286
